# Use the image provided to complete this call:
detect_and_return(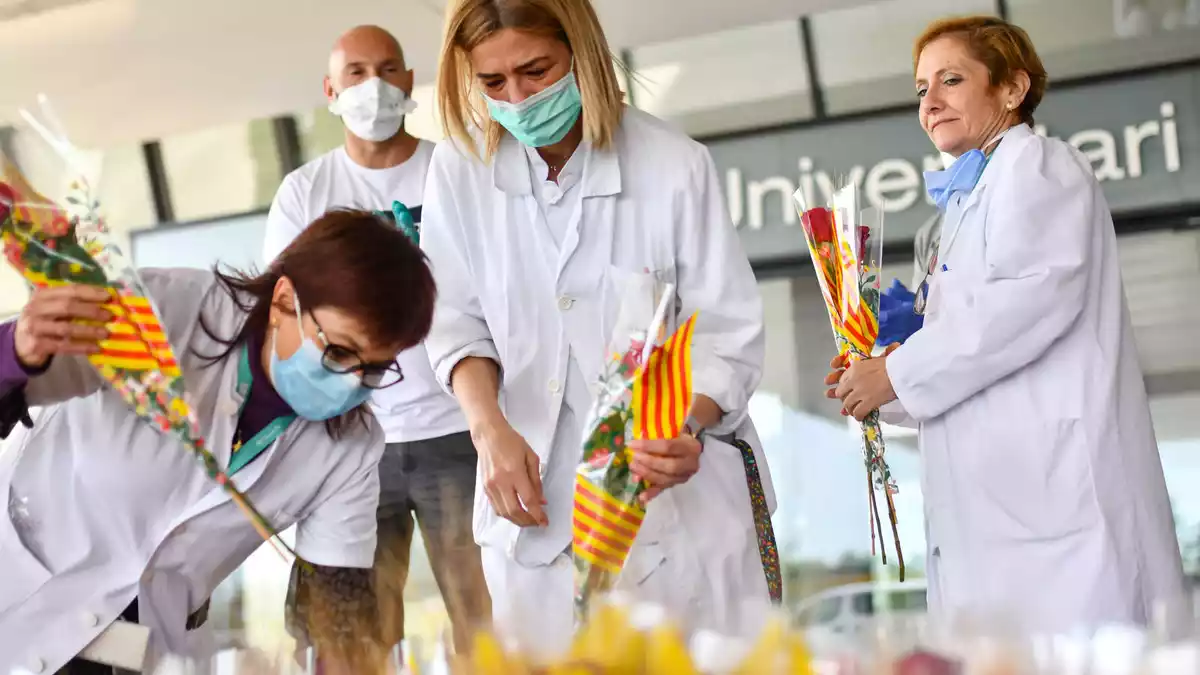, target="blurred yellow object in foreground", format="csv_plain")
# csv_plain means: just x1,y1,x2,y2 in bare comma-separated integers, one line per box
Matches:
458,602,810,674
